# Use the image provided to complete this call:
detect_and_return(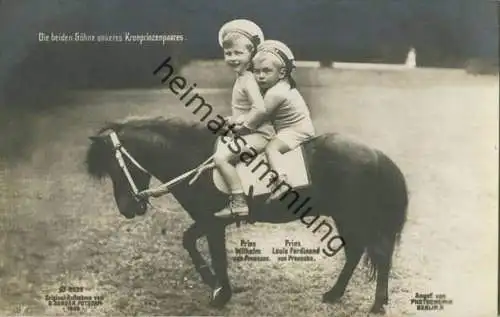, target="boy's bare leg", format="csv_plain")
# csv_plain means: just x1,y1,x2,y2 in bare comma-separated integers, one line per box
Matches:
214,134,269,217
265,138,292,201
214,155,244,193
